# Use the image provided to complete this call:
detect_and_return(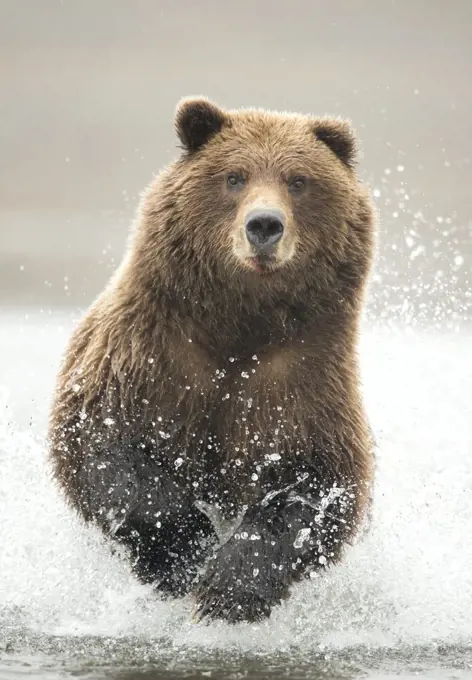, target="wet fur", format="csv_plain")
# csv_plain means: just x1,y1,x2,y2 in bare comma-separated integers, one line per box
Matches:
49,98,375,623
